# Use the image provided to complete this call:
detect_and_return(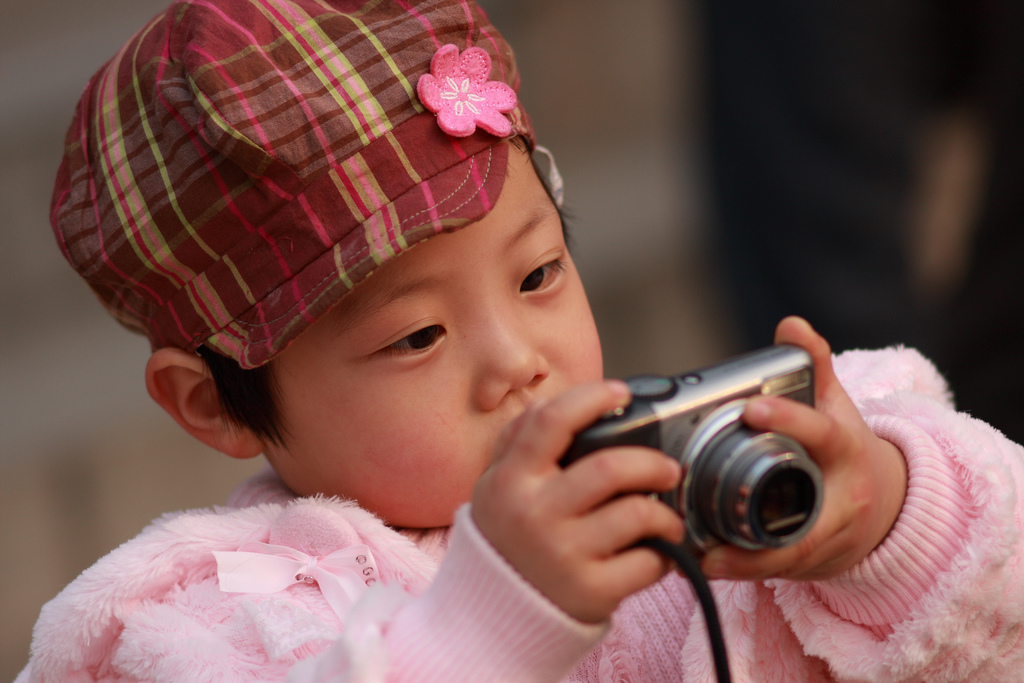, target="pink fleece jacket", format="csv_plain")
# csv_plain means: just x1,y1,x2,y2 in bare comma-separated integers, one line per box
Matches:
17,348,1024,682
